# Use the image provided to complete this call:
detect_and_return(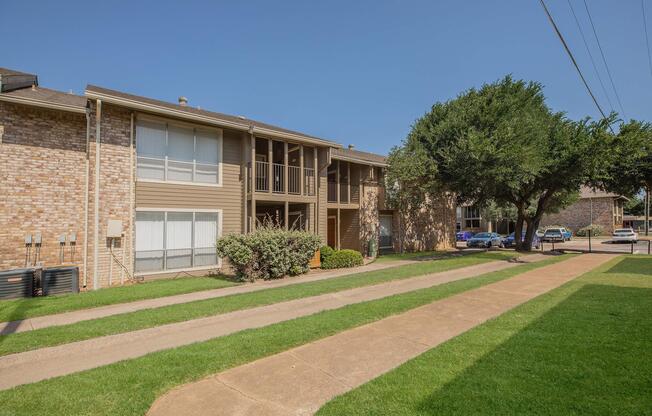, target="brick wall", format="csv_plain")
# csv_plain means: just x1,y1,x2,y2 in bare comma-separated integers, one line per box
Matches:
86,102,135,289
0,102,87,275
541,197,615,233
393,194,457,252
